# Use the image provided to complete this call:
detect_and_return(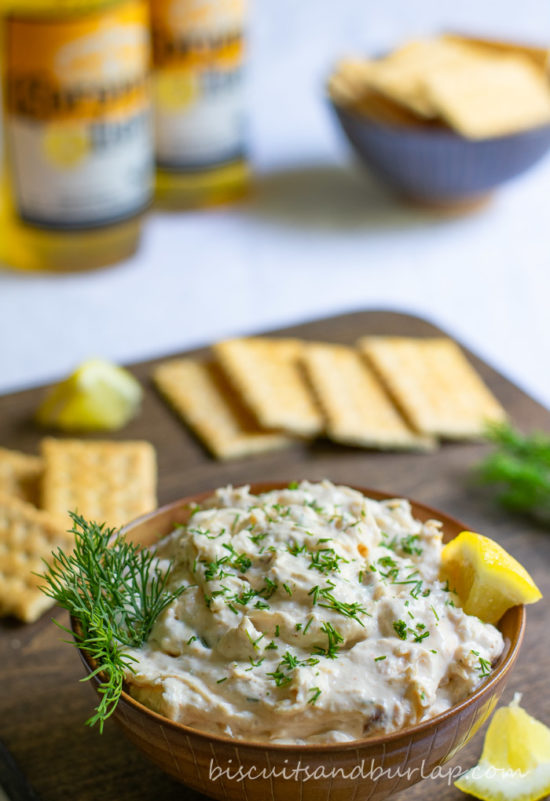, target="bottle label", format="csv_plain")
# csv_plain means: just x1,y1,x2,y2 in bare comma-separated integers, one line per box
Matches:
151,0,246,171
4,0,153,230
